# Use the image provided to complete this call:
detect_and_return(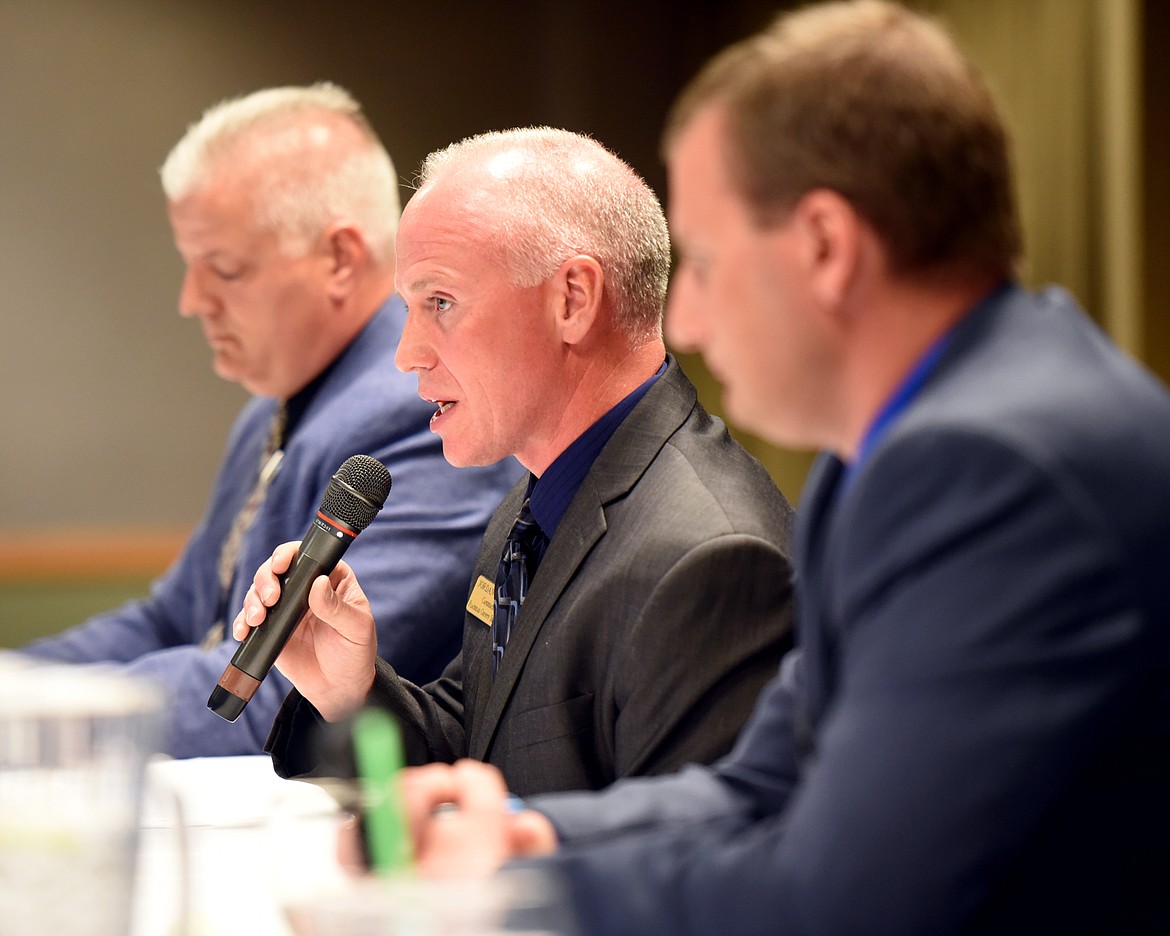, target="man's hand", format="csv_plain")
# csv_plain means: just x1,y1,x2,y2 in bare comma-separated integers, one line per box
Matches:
232,541,378,721
403,760,559,878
